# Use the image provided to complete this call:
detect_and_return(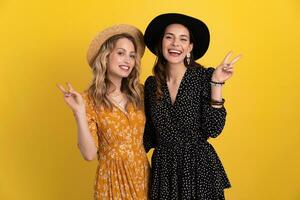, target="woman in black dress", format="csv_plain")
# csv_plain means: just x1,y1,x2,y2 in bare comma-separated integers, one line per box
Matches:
143,13,241,199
